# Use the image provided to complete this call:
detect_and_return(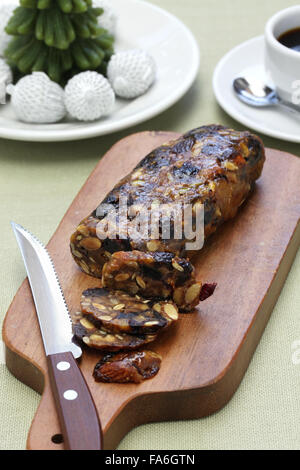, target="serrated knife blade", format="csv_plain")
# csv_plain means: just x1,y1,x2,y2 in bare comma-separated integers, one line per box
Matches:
11,222,102,450
11,222,82,359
